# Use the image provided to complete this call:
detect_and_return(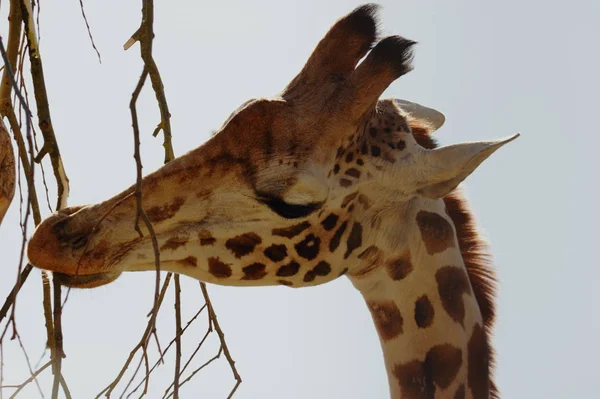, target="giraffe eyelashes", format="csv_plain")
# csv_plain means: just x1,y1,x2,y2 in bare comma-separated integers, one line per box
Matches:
258,195,322,219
